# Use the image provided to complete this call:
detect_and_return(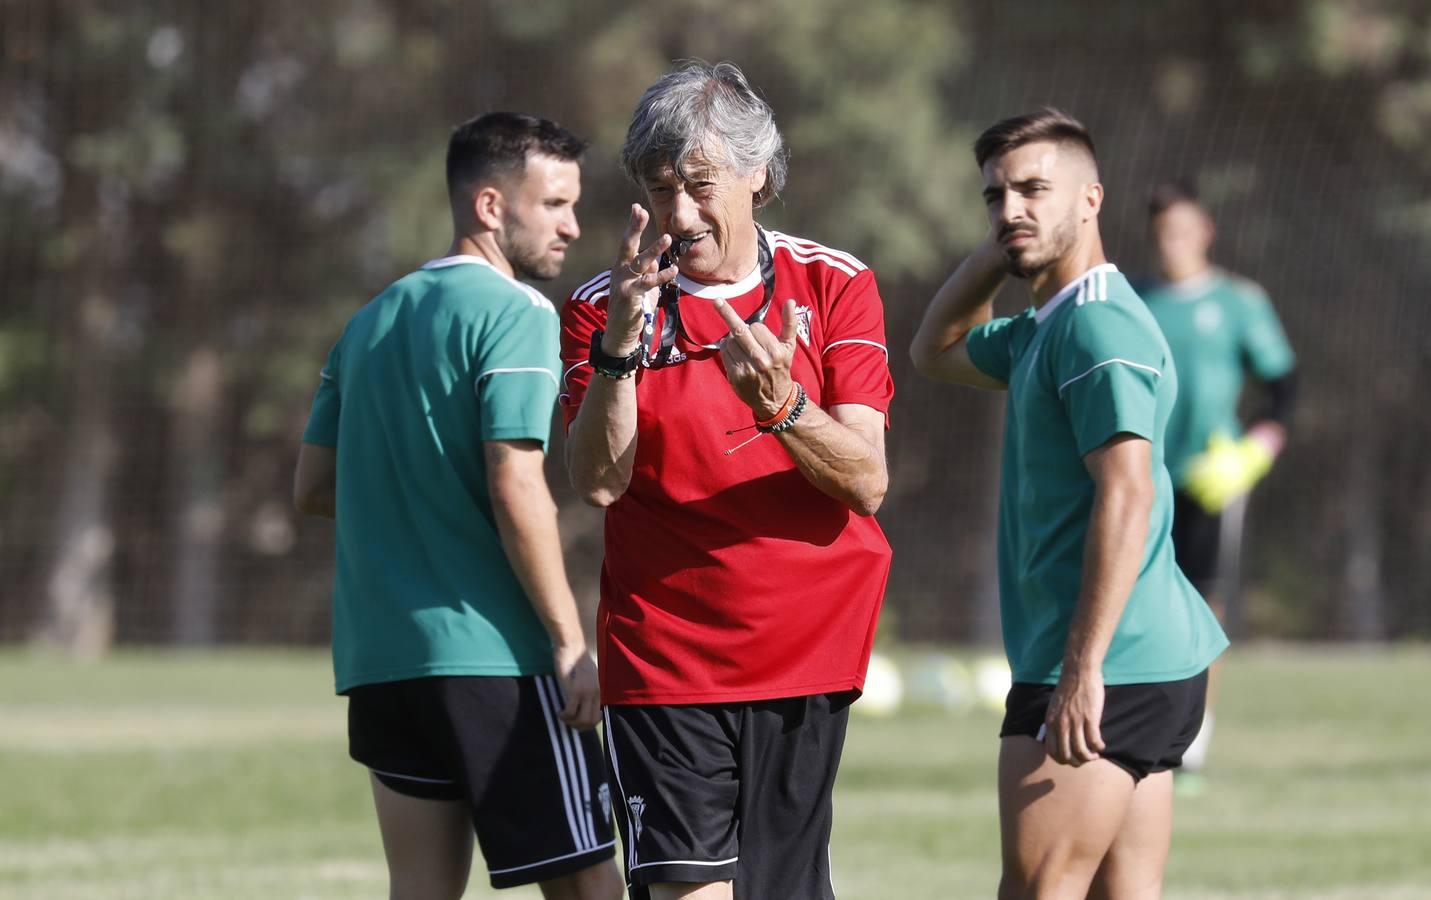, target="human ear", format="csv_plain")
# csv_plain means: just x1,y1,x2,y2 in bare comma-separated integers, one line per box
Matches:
472,185,505,232
1083,182,1104,221
750,165,768,199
